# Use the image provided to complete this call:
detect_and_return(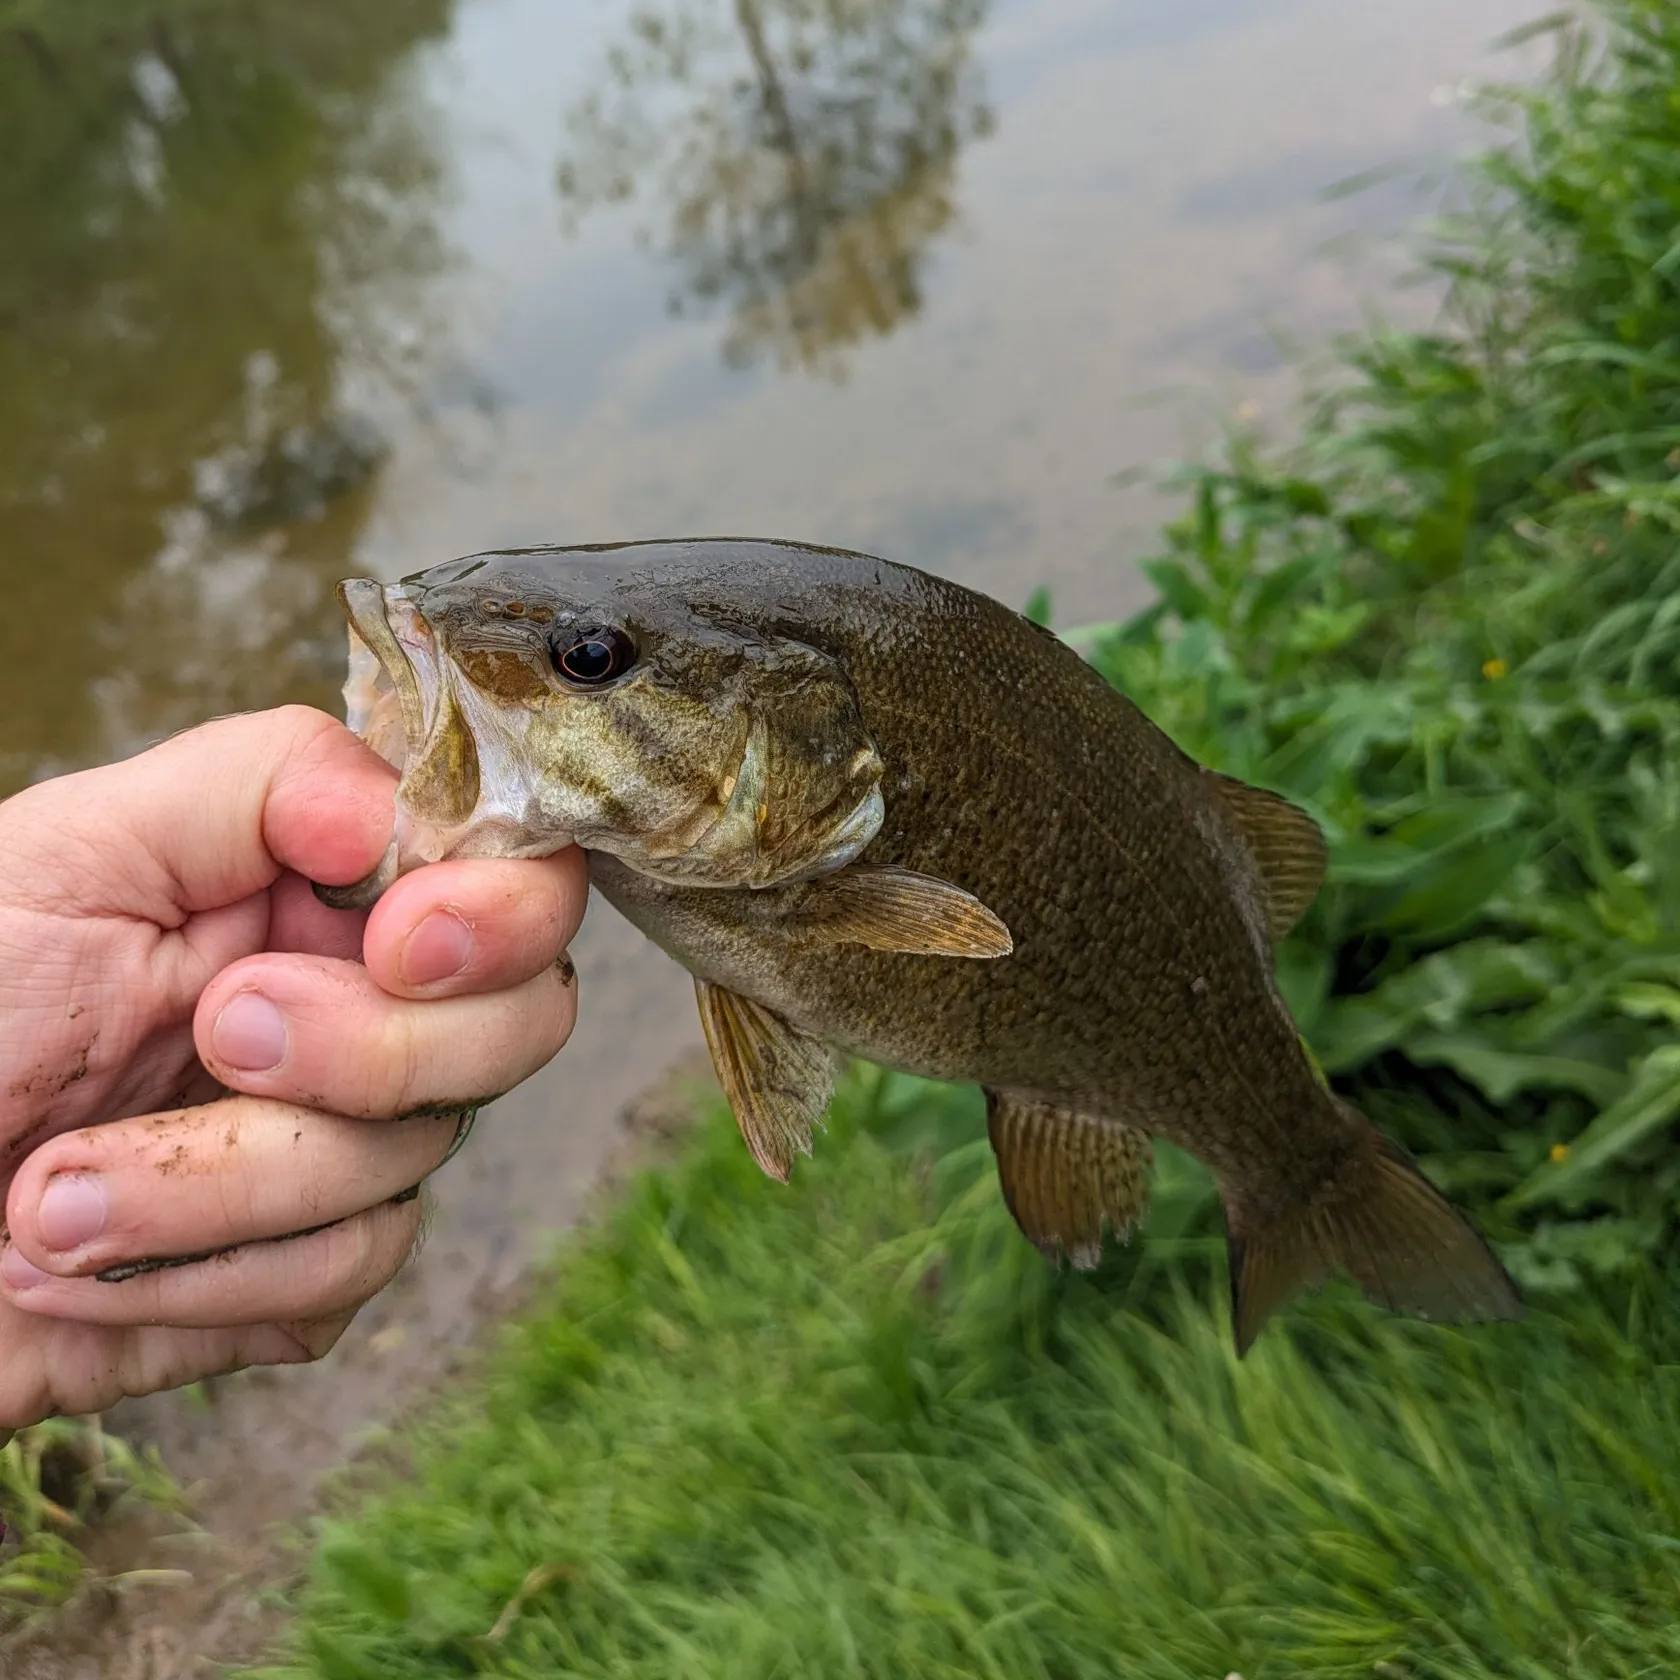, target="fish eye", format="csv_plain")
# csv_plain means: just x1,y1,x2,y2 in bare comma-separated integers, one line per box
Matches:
551,624,636,686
